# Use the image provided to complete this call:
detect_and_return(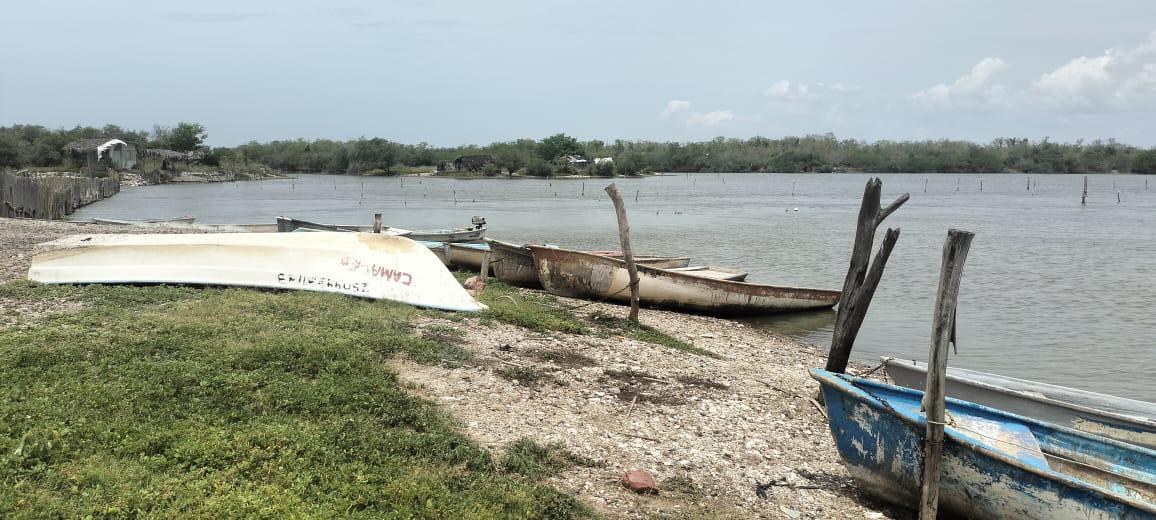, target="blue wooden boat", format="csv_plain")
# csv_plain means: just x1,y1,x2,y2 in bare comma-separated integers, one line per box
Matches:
812,369,1156,519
